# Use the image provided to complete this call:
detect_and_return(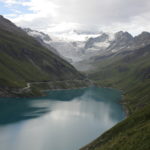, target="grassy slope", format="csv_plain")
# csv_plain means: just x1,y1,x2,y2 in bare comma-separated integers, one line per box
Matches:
89,45,150,113
81,104,150,150
81,45,150,150
0,26,83,88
